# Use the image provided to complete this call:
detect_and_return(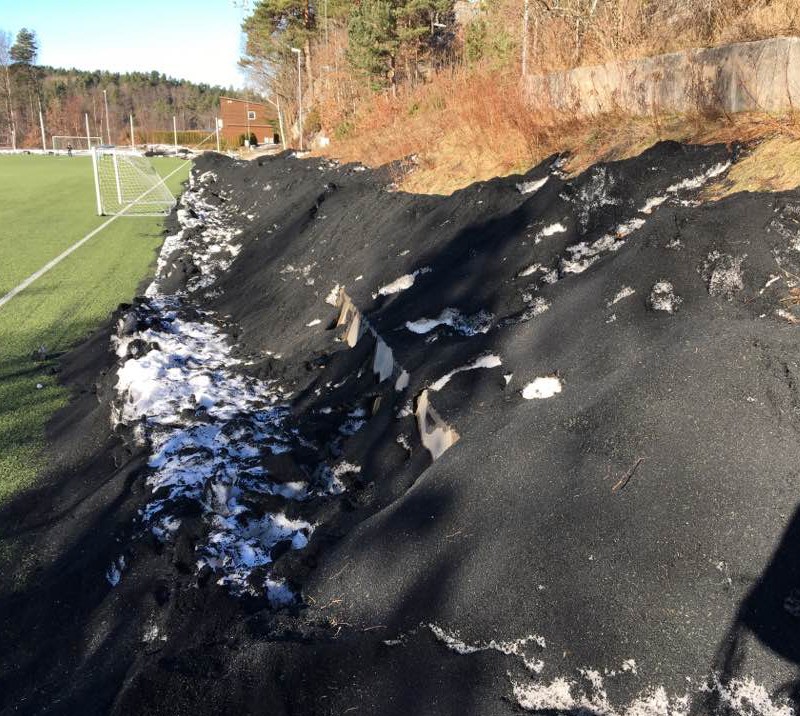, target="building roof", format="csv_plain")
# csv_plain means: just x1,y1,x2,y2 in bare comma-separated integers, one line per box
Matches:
220,96,272,109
